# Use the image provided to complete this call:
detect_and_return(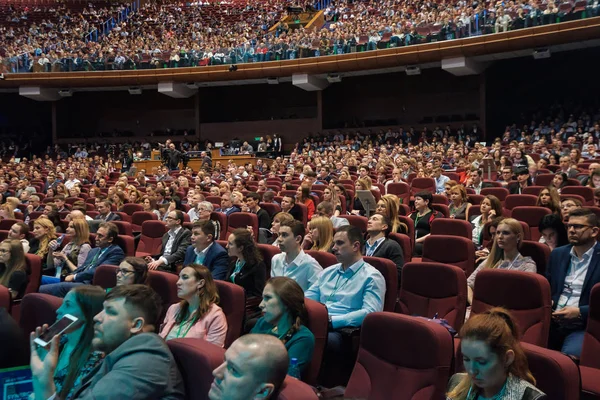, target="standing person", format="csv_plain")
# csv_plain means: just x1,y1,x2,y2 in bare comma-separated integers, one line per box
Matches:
159,264,227,346
270,220,322,292
547,208,600,357
251,277,315,379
